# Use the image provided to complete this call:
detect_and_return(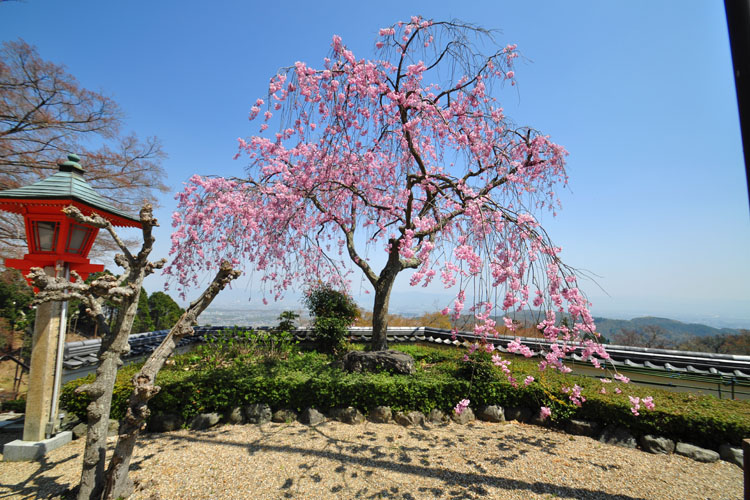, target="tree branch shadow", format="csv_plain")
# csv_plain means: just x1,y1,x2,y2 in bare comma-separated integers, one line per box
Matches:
0,437,80,500
153,425,649,500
